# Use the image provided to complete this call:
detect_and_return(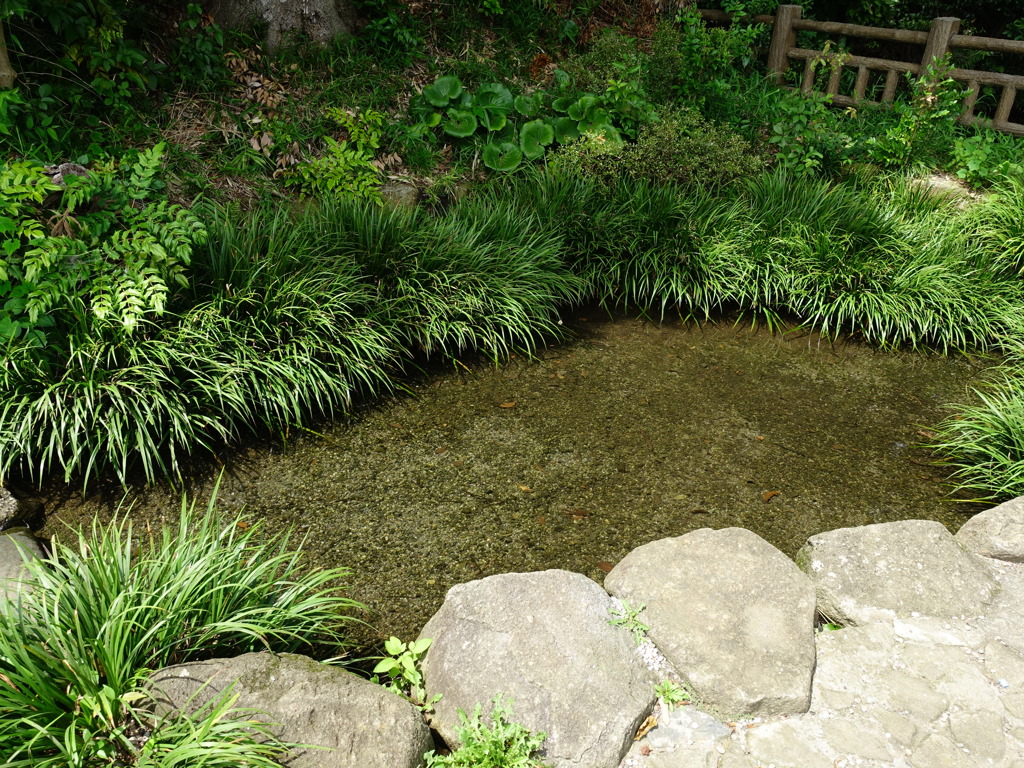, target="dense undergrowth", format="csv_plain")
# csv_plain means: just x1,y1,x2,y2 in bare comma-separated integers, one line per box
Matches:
0,491,361,766
4,169,1024,497
3,0,1024,498
7,3,1024,767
